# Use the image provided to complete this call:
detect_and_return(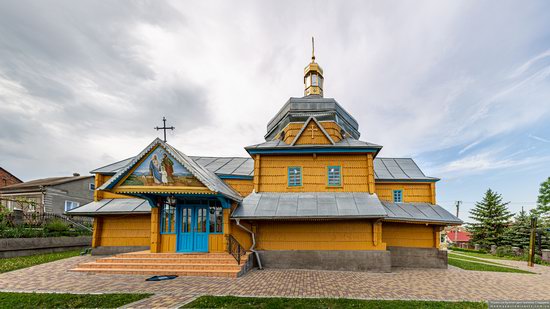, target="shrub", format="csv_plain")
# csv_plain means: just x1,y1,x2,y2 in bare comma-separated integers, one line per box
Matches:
449,246,488,254
495,246,515,257
44,219,69,233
